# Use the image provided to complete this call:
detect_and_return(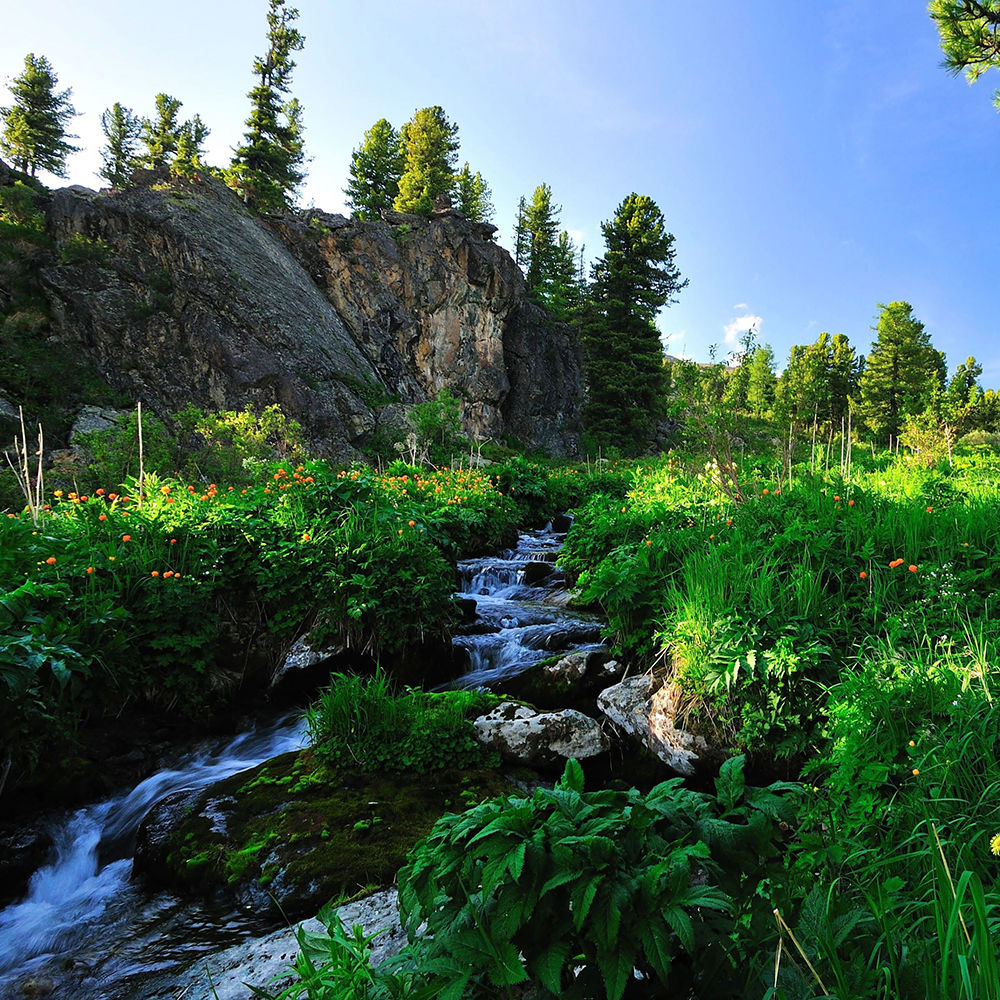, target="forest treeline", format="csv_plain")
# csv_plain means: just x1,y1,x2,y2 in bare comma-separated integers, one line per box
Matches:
2,1,999,458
